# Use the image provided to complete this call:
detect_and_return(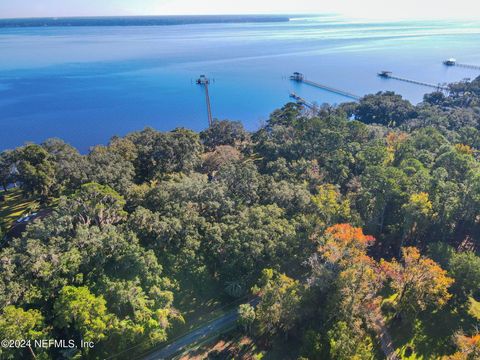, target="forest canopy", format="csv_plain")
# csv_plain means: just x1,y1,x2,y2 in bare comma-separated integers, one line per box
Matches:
0,76,480,359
